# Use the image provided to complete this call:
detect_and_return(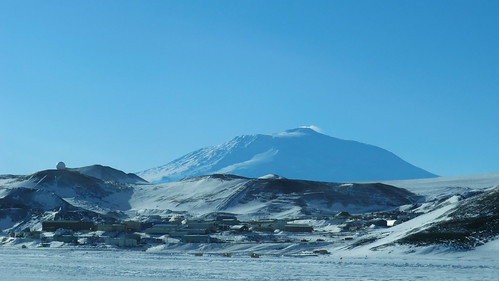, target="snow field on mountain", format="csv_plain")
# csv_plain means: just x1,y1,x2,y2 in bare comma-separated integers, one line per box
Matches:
129,176,250,215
